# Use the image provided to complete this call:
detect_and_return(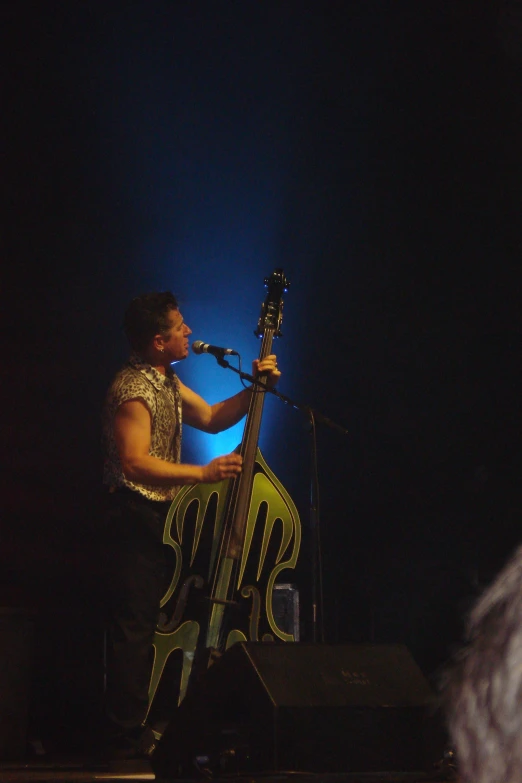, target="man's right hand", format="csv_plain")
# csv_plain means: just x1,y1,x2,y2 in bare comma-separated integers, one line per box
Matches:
202,452,243,483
